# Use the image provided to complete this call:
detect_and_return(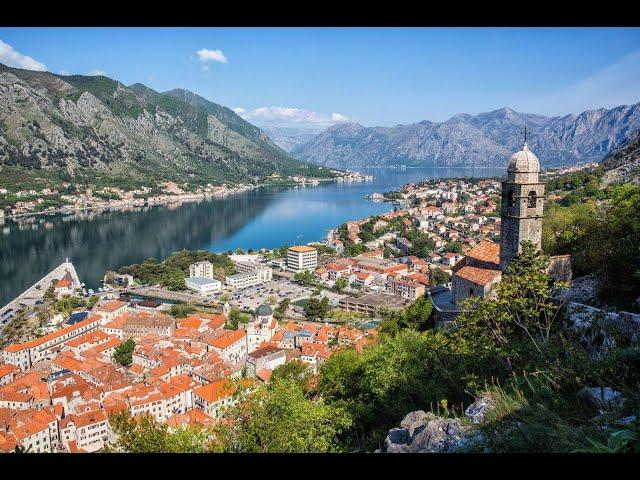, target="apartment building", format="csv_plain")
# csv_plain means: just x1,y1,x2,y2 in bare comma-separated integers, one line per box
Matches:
3,314,103,371
286,246,318,272
189,261,214,279
226,261,273,289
